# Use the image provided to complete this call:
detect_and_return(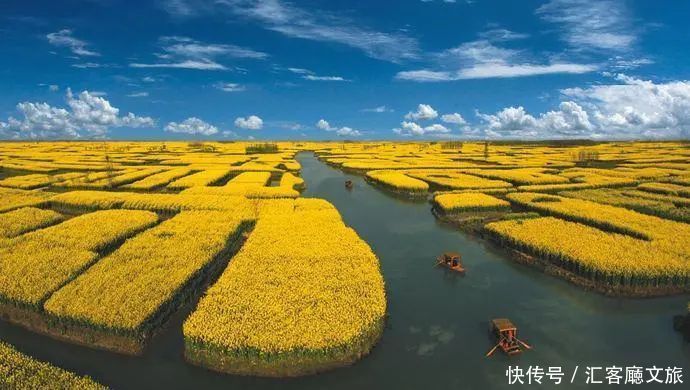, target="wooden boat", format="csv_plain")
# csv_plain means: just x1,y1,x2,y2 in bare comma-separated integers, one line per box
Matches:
485,318,532,357
436,252,465,274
